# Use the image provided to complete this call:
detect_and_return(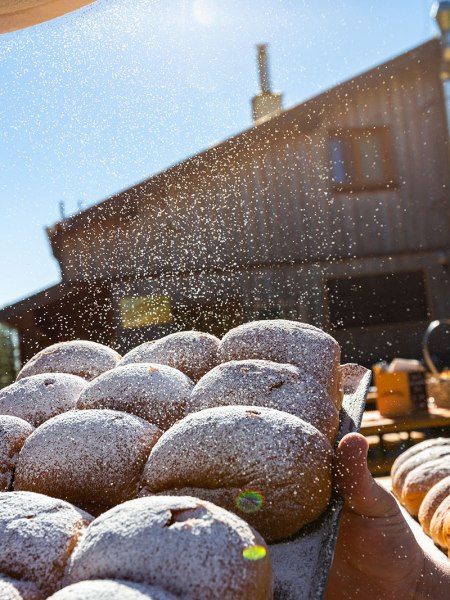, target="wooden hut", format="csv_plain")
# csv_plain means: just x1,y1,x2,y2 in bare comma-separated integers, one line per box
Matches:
1,39,449,367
